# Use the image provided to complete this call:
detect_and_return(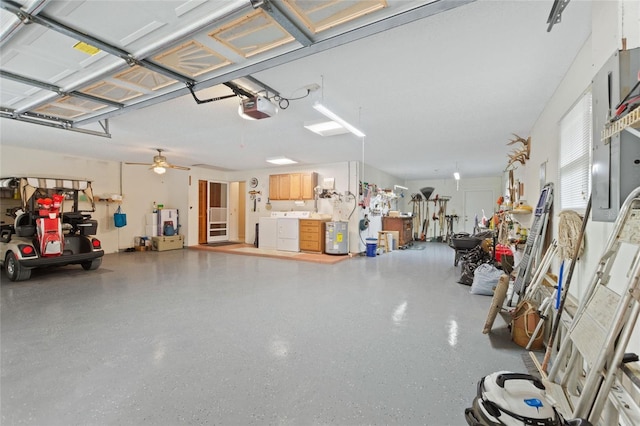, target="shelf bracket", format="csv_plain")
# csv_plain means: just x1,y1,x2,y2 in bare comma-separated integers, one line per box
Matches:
601,108,640,142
